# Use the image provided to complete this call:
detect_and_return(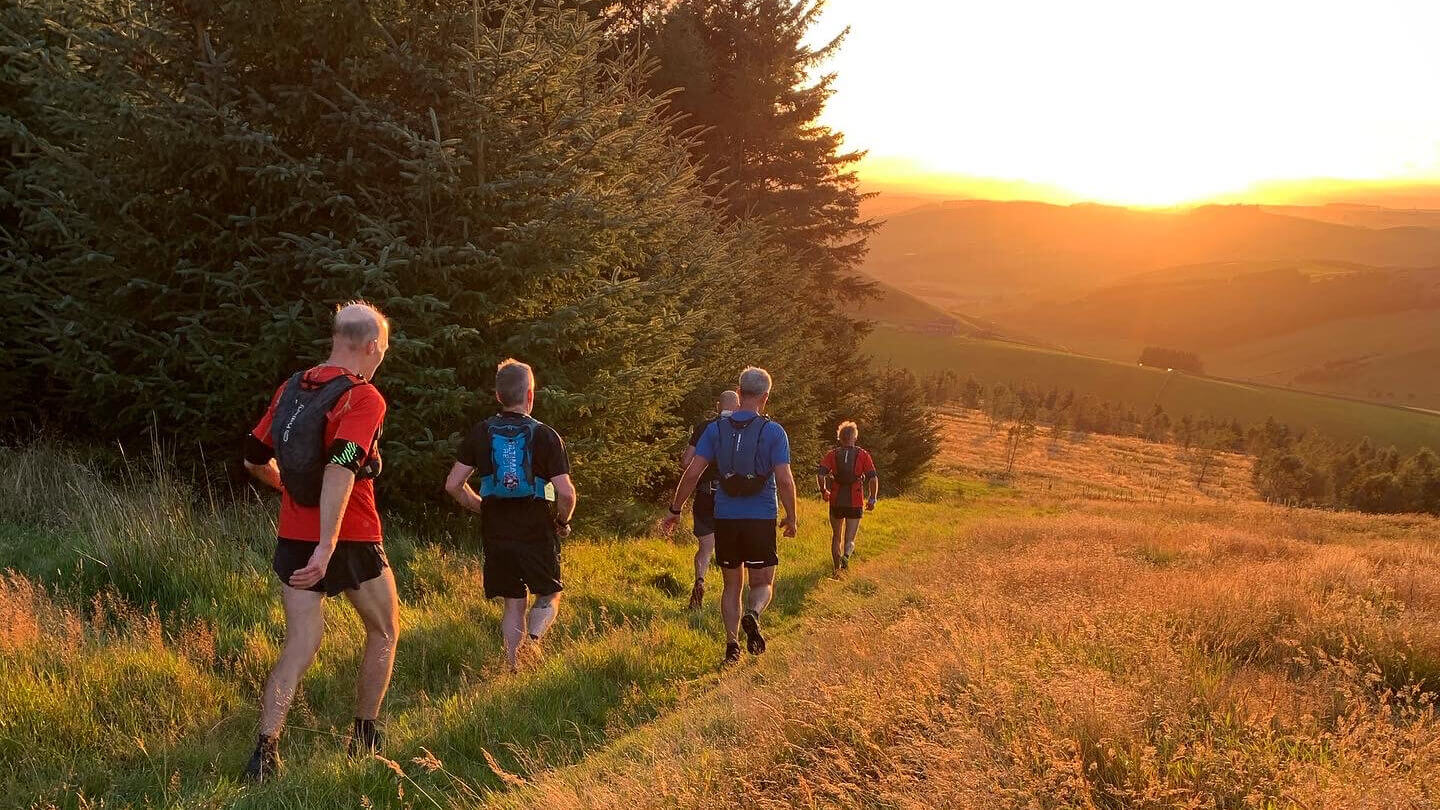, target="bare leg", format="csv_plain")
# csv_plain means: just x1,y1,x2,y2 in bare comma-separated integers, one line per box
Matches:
745,565,775,616
527,592,561,641
721,565,744,644
343,569,400,721
694,533,715,584
690,533,715,609
843,518,862,558
259,586,326,736
502,597,528,670
829,517,845,571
